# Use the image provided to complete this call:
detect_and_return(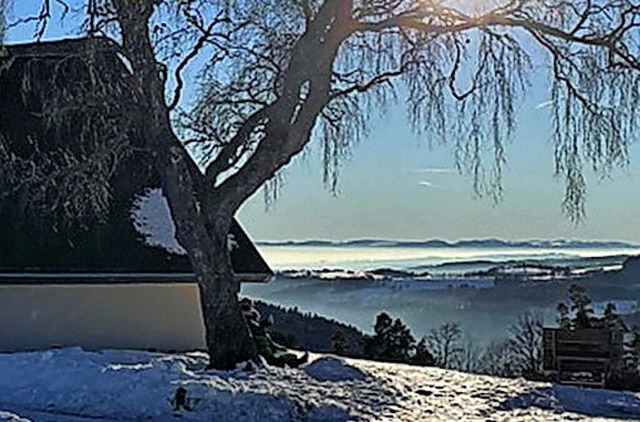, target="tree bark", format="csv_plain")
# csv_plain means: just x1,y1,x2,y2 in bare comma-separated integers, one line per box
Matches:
194,239,257,369
155,111,258,370
156,116,258,371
